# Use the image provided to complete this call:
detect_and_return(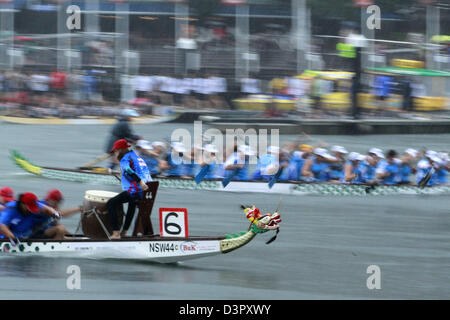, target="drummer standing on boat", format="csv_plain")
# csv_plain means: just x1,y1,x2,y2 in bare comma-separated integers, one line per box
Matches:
107,139,151,239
